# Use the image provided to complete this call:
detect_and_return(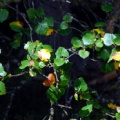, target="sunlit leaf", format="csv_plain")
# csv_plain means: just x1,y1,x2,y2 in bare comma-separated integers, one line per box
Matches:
0,81,6,95
103,33,116,46
82,33,95,45
78,50,90,59
0,63,7,77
